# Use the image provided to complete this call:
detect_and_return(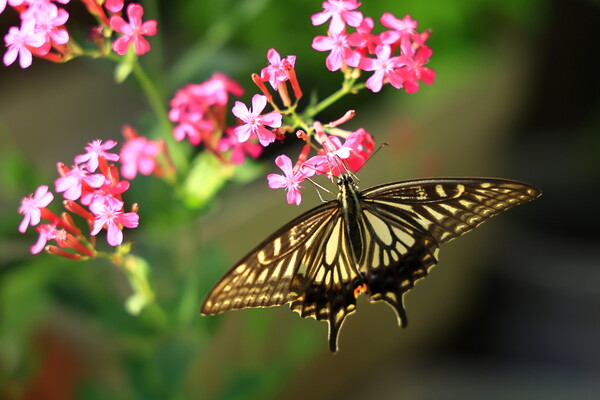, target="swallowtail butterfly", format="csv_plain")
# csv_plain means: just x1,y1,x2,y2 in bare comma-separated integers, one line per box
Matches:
201,175,541,352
